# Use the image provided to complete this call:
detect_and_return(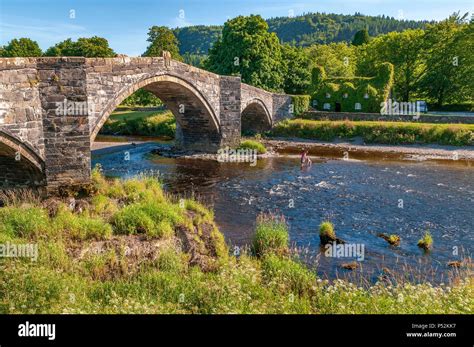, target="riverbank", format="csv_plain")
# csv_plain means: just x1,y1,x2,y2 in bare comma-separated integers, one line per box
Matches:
0,171,471,314
263,138,474,162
